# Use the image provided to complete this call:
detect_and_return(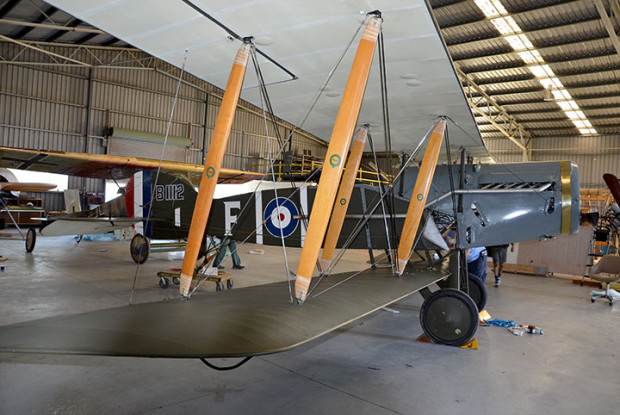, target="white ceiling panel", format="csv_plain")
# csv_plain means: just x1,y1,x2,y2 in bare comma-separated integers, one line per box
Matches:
45,0,487,158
